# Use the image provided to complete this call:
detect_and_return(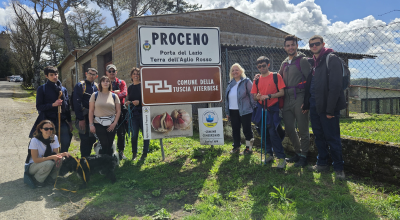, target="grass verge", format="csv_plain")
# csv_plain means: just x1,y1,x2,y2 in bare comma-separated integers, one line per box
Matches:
56,130,400,220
